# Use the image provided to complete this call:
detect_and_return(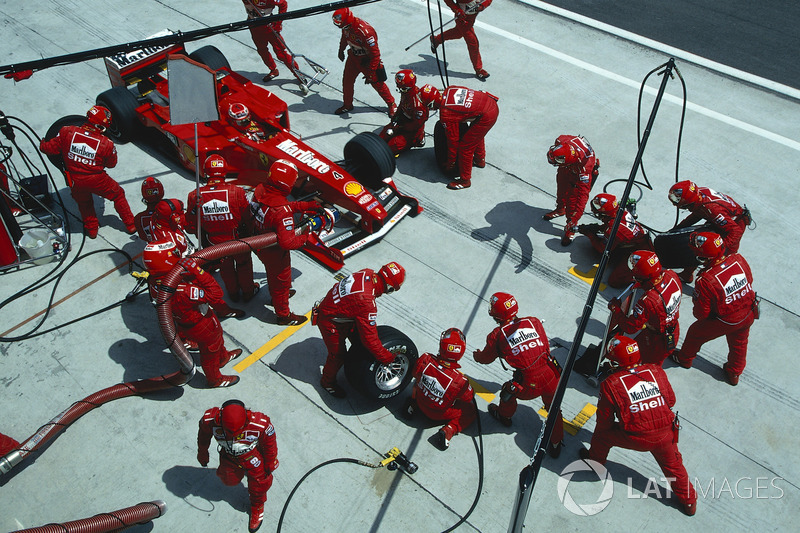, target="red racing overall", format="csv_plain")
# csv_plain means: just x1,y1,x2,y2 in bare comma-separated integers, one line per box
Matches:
197,407,278,510
150,258,237,386
474,316,564,447
614,269,683,366
587,363,697,507
316,269,395,388
432,0,493,73
249,183,317,317
186,181,255,300
675,187,748,253
337,17,395,110
379,86,429,154
440,86,499,183
553,134,598,232
242,0,300,76
412,352,476,434
39,123,134,235
679,252,756,375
